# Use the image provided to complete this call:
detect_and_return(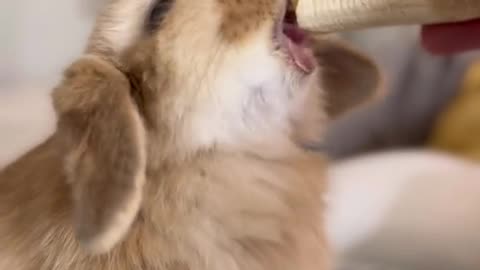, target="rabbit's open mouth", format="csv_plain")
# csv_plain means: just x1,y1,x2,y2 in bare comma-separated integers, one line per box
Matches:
274,1,315,74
